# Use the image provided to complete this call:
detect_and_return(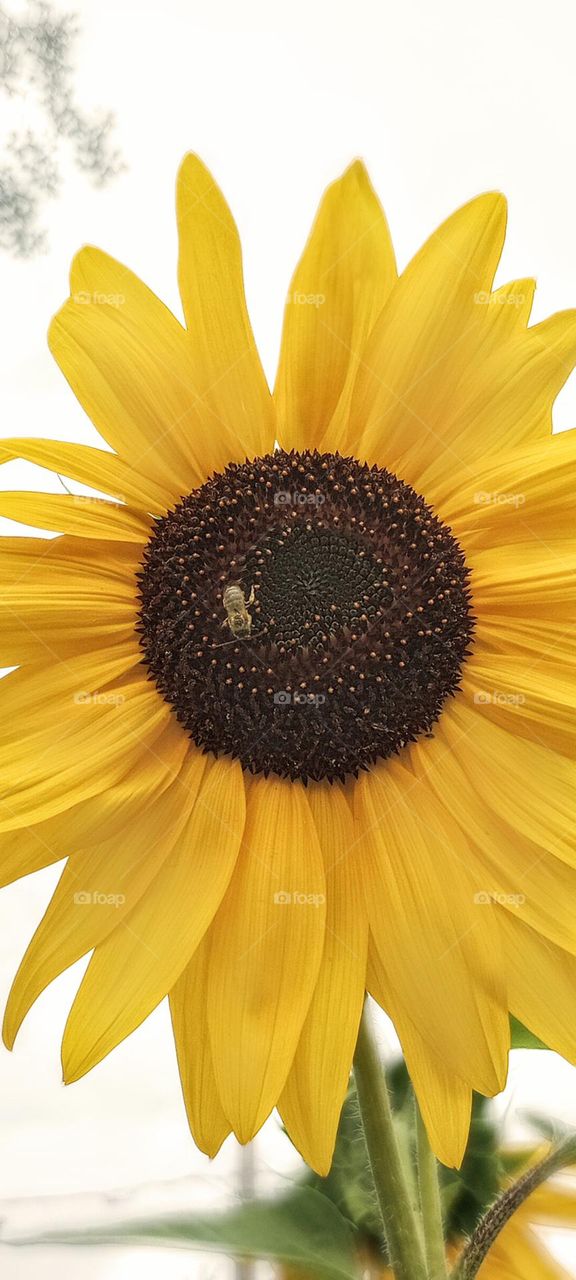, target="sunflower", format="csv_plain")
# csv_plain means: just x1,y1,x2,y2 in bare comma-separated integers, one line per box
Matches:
1,155,576,1177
